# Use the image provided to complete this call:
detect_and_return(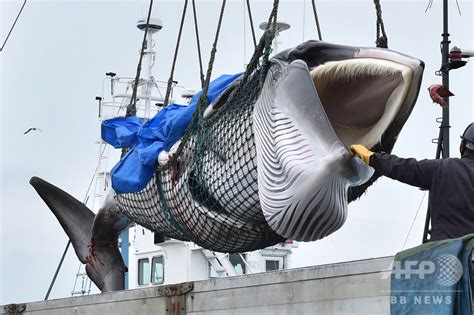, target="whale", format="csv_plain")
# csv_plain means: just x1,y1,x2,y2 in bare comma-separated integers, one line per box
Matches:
30,40,424,292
